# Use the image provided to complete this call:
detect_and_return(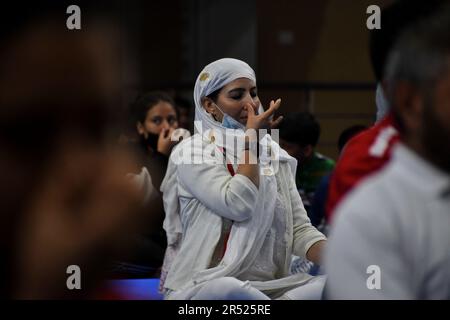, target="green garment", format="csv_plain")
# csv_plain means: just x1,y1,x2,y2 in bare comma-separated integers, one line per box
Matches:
296,152,335,207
